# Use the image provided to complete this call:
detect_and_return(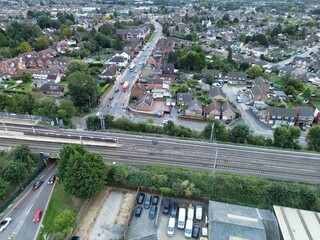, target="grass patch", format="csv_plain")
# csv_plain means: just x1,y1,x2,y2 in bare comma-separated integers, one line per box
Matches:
148,32,156,43
99,83,111,94
227,83,238,86
312,101,320,107
268,76,282,83
285,101,296,108
38,183,83,240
